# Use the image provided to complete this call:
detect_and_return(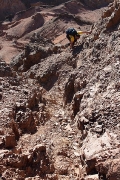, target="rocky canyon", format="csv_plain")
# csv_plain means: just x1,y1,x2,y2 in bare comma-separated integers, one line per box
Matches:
0,0,120,179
